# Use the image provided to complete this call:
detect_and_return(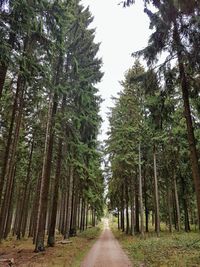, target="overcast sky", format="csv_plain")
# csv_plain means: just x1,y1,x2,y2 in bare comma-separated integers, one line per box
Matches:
81,0,152,141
